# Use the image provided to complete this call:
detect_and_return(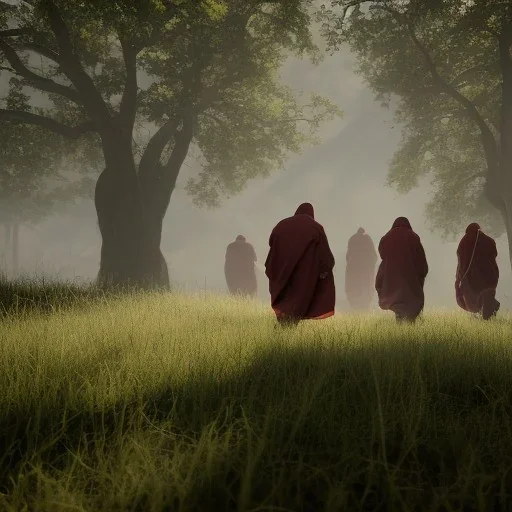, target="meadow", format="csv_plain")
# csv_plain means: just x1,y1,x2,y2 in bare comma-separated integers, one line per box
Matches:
1,280,512,511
